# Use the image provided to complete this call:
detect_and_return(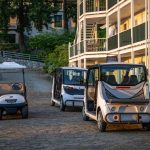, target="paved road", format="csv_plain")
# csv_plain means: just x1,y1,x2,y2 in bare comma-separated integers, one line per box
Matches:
0,71,150,150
